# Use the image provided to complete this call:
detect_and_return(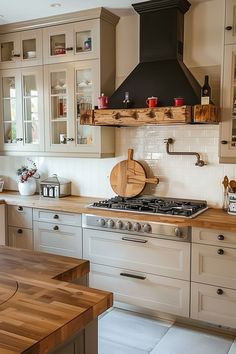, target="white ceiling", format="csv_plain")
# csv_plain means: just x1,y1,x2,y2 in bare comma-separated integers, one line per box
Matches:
0,0,212,25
